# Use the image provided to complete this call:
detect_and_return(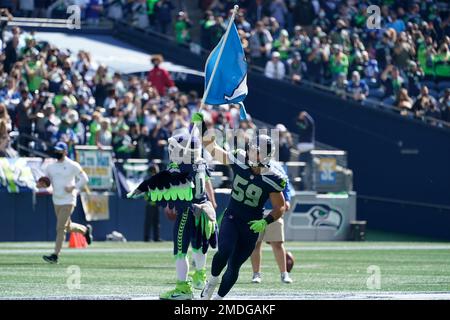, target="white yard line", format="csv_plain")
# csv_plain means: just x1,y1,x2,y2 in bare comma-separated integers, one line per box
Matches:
1,244,450,255
3,291,450,300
